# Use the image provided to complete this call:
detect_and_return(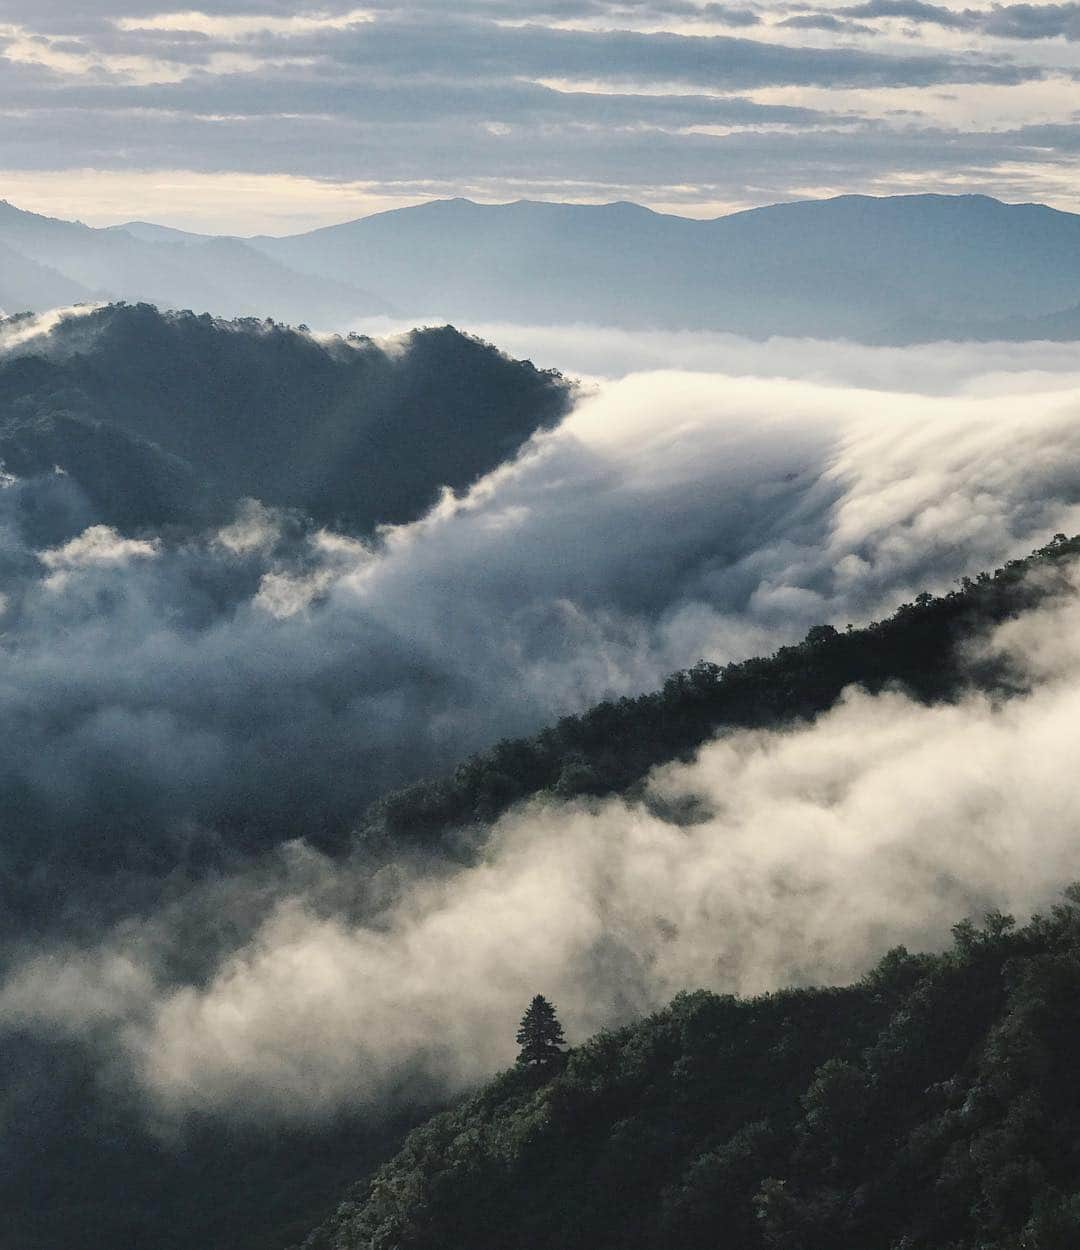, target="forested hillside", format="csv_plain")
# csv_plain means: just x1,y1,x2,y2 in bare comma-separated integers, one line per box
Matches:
0,304,572,535
304,891,1080,1250
354,532,1080,858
